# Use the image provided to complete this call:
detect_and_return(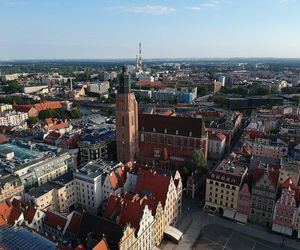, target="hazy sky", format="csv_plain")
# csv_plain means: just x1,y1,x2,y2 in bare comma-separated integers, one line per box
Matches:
1,0,300,59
